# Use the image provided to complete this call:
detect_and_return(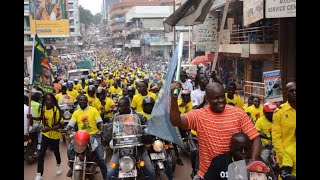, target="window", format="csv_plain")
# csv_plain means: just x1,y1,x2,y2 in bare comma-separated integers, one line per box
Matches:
69,11,74,17
70,19,74,26
70,28,75,33
24,4,29,11
24,17,30,31
68,3,73,9
26,35,32,41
